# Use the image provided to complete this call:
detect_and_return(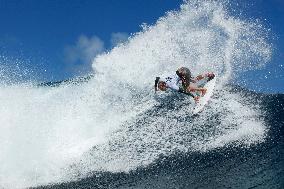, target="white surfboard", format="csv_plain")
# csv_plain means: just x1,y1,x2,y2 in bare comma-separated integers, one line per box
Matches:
193,76,216,114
